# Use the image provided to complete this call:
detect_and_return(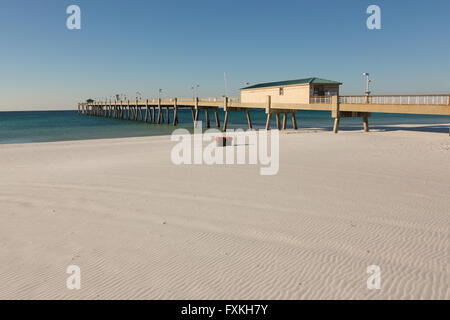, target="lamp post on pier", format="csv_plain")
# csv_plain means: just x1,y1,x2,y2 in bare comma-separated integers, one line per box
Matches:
191,85,199,100
363,73,372,104
363,73,371,96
